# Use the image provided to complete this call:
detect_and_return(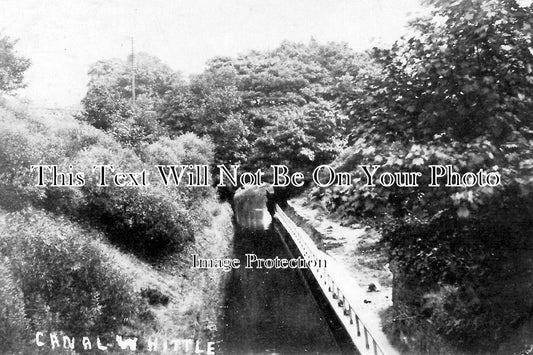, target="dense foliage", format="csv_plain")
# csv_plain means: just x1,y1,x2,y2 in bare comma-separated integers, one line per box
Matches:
0,211,146,339
0,34,230,354
80,53,181,147
0,259,29,353
0,100,214,257
158,41,360,178
2,1,532,351
80,42,370,186
308,0,533,352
